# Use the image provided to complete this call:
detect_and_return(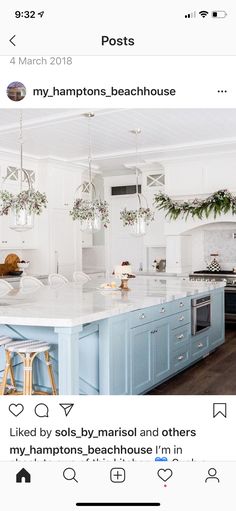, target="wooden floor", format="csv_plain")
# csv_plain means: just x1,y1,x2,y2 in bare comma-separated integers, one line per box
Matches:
148,325,236,395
